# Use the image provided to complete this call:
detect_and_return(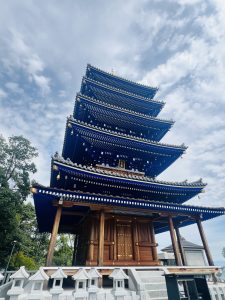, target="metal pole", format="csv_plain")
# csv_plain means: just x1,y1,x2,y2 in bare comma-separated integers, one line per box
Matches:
4,240,17,279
